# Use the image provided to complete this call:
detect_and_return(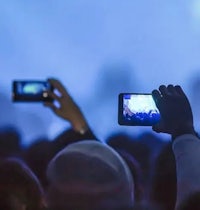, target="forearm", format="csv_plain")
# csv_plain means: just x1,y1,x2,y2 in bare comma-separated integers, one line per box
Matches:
173,134,200,209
